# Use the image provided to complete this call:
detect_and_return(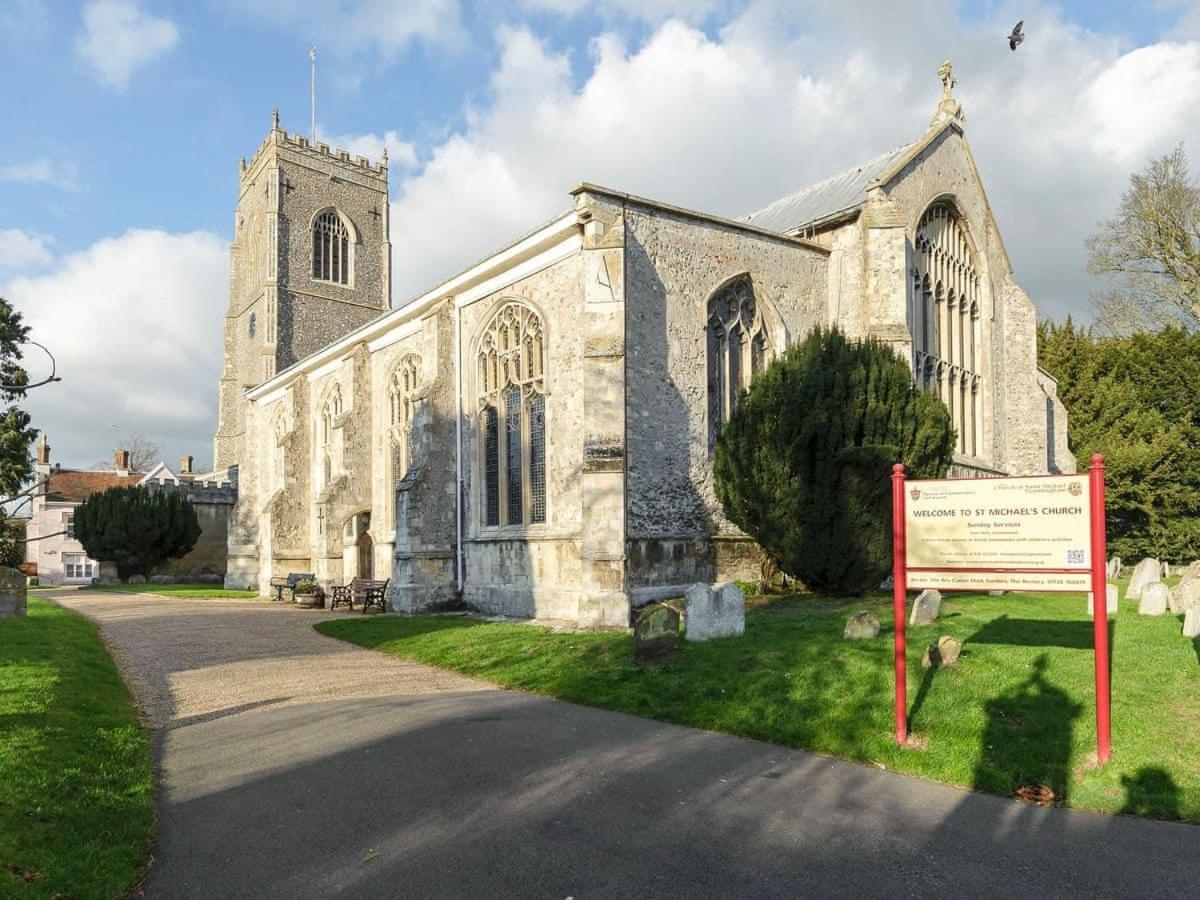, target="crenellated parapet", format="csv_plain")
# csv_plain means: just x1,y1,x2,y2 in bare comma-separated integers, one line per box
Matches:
145,475,238,507
240,111,388,185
